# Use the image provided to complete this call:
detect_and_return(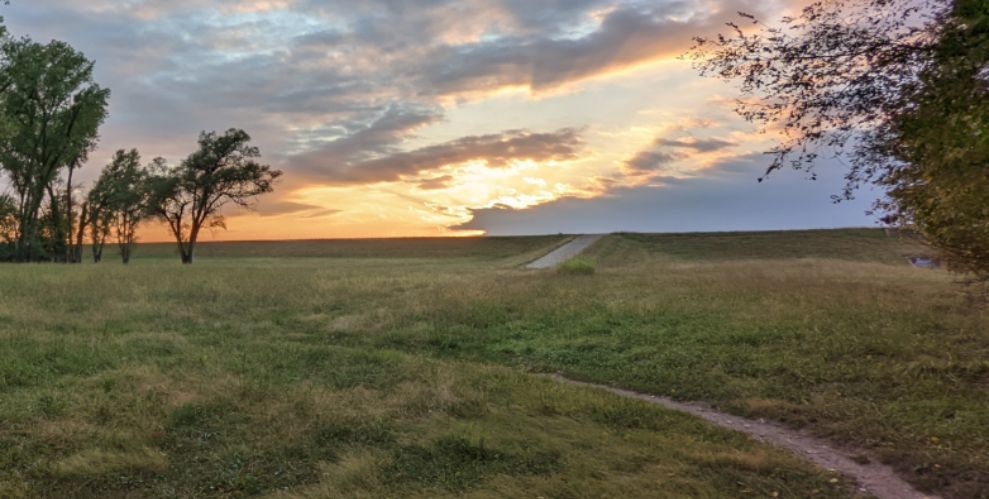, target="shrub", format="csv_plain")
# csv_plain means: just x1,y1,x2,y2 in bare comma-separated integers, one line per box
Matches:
558,258,595,275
